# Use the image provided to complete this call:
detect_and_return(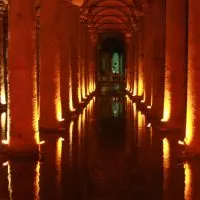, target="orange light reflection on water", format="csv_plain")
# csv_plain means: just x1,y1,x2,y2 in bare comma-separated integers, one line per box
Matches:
35,161,40,200
7,162,12,200
69,121,74,165
56,137,63,185
163,138,170,192
184,162,192,200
